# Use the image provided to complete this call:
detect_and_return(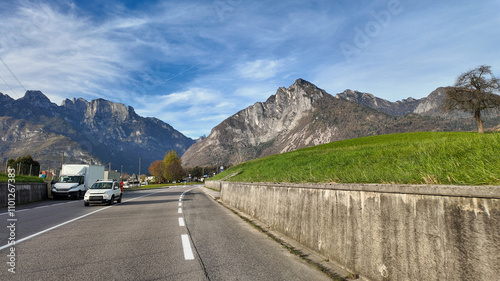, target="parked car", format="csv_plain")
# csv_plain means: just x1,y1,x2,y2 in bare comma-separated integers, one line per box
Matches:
84,180,123,206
